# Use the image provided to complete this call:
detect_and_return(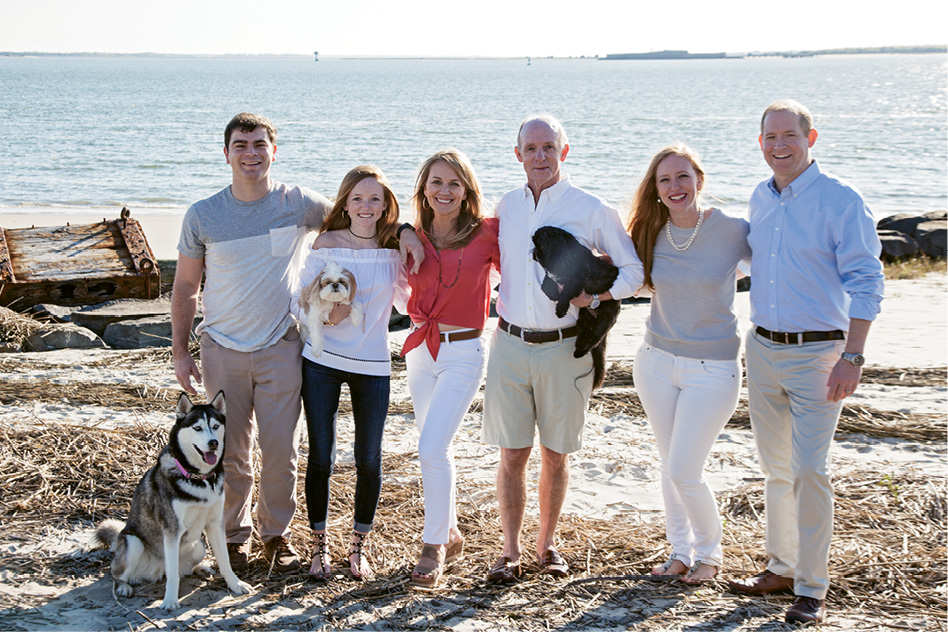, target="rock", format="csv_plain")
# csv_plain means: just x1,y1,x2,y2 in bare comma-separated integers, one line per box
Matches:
103,316,175,349
877,212,930,237
28,303,75,323
388,309,411,331
877,210,946,260
915,220,947,258
24,323,107,352
70,296,174,337
878,229,920,261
